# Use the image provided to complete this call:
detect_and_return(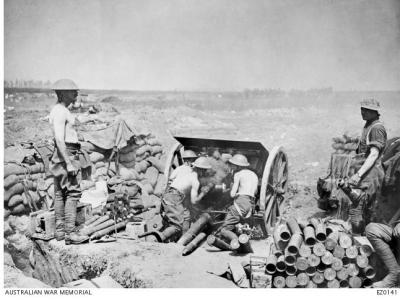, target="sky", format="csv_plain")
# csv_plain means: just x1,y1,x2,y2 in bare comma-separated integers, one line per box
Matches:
4,0,400,91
